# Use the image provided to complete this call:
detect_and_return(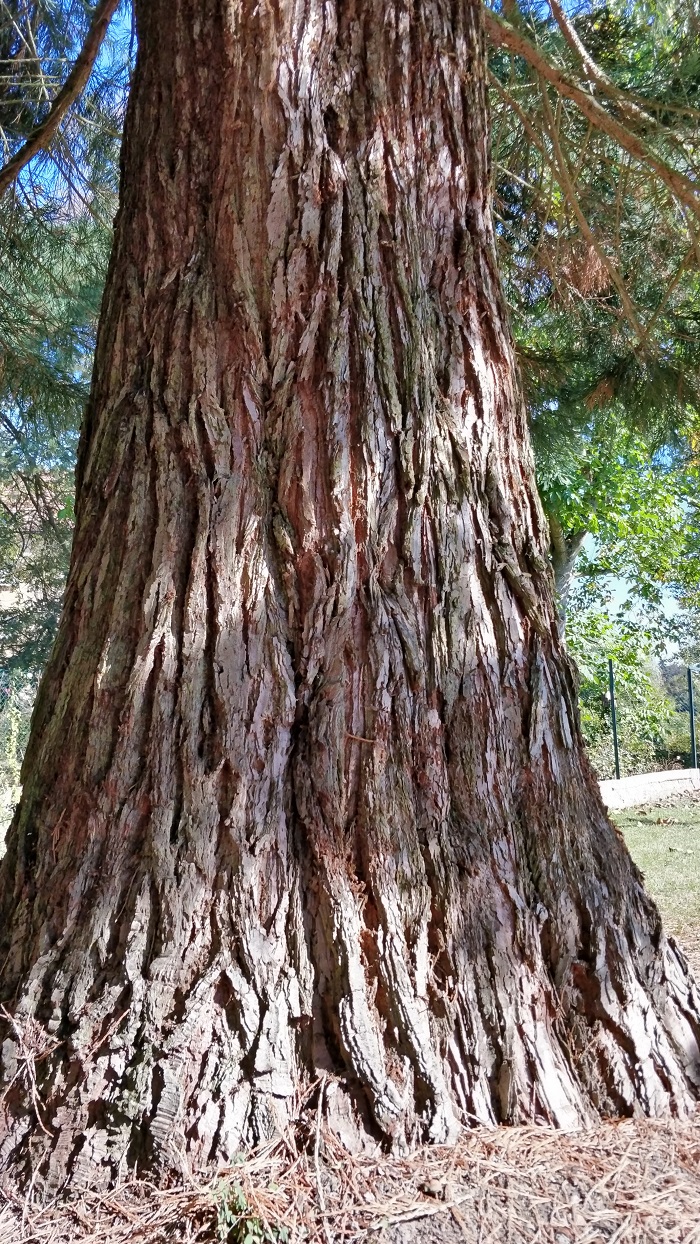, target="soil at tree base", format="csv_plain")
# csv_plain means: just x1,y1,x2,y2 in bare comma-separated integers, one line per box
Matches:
0,1114,699,1242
